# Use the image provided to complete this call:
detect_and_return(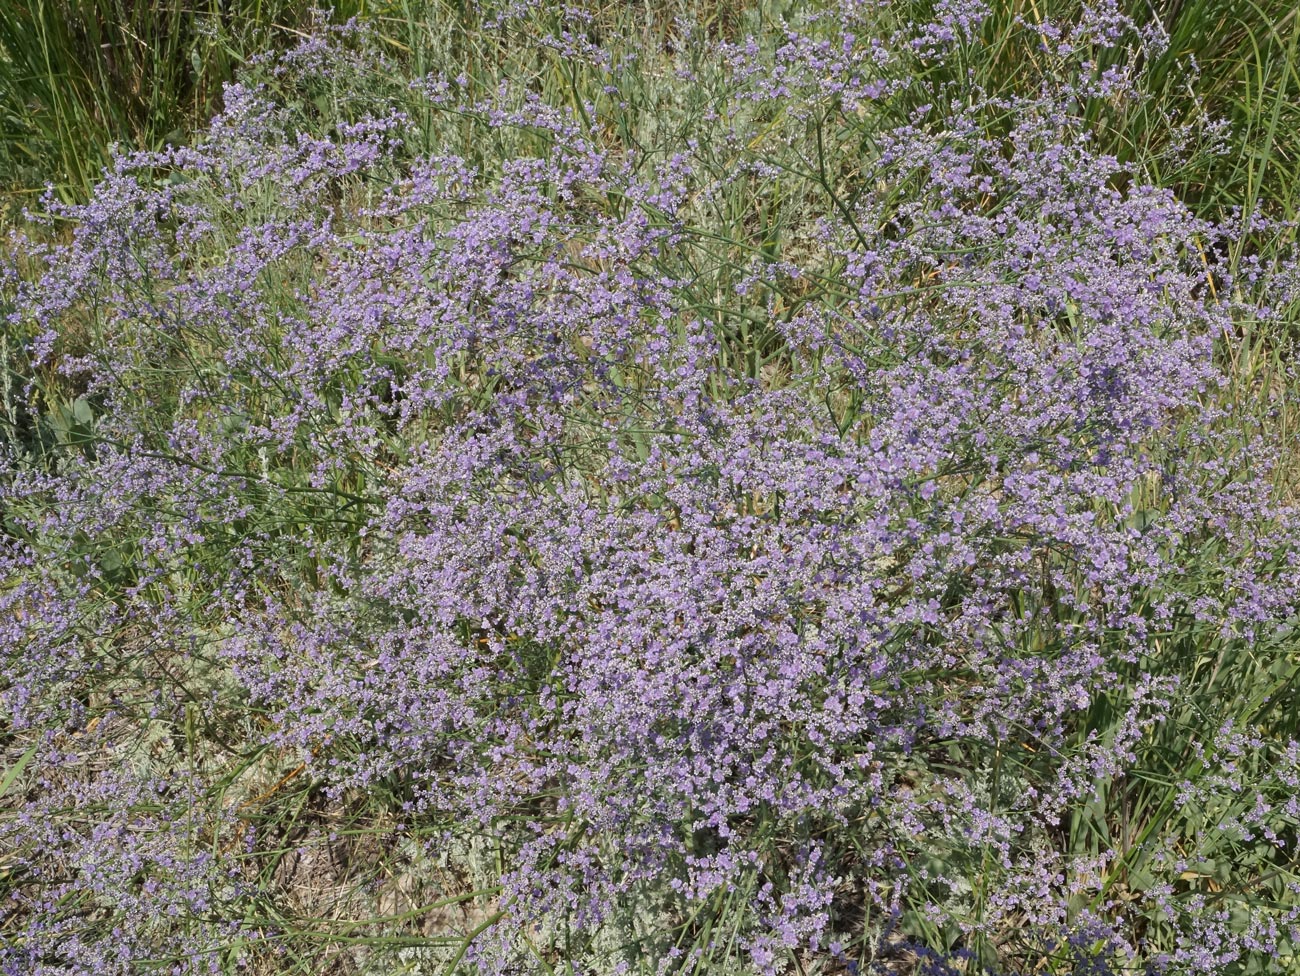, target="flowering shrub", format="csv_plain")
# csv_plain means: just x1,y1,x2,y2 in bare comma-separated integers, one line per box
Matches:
4,2,1300,974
